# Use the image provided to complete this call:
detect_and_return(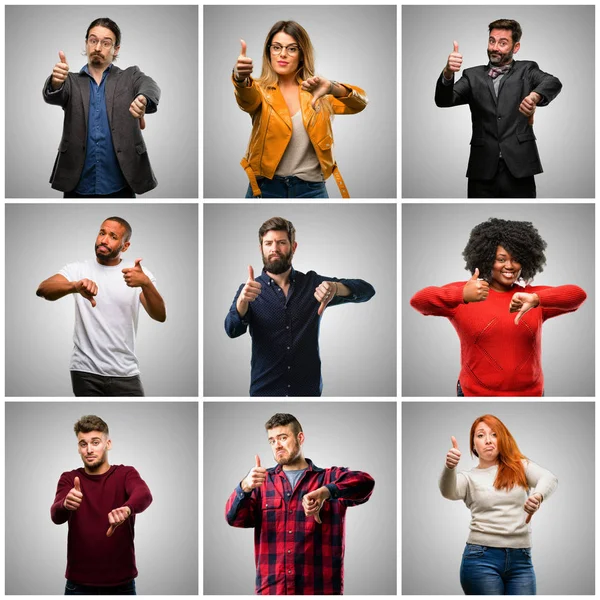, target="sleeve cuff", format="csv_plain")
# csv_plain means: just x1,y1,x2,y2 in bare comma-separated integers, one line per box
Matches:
325,483,340,499
235,483,250,499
